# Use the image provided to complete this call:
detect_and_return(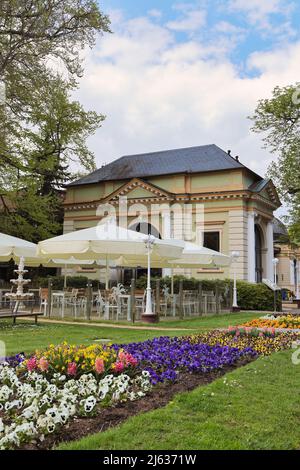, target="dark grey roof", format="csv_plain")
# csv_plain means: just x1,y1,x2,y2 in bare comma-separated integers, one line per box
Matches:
68,144,252,187
273,217,289,242
248,178,271,193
